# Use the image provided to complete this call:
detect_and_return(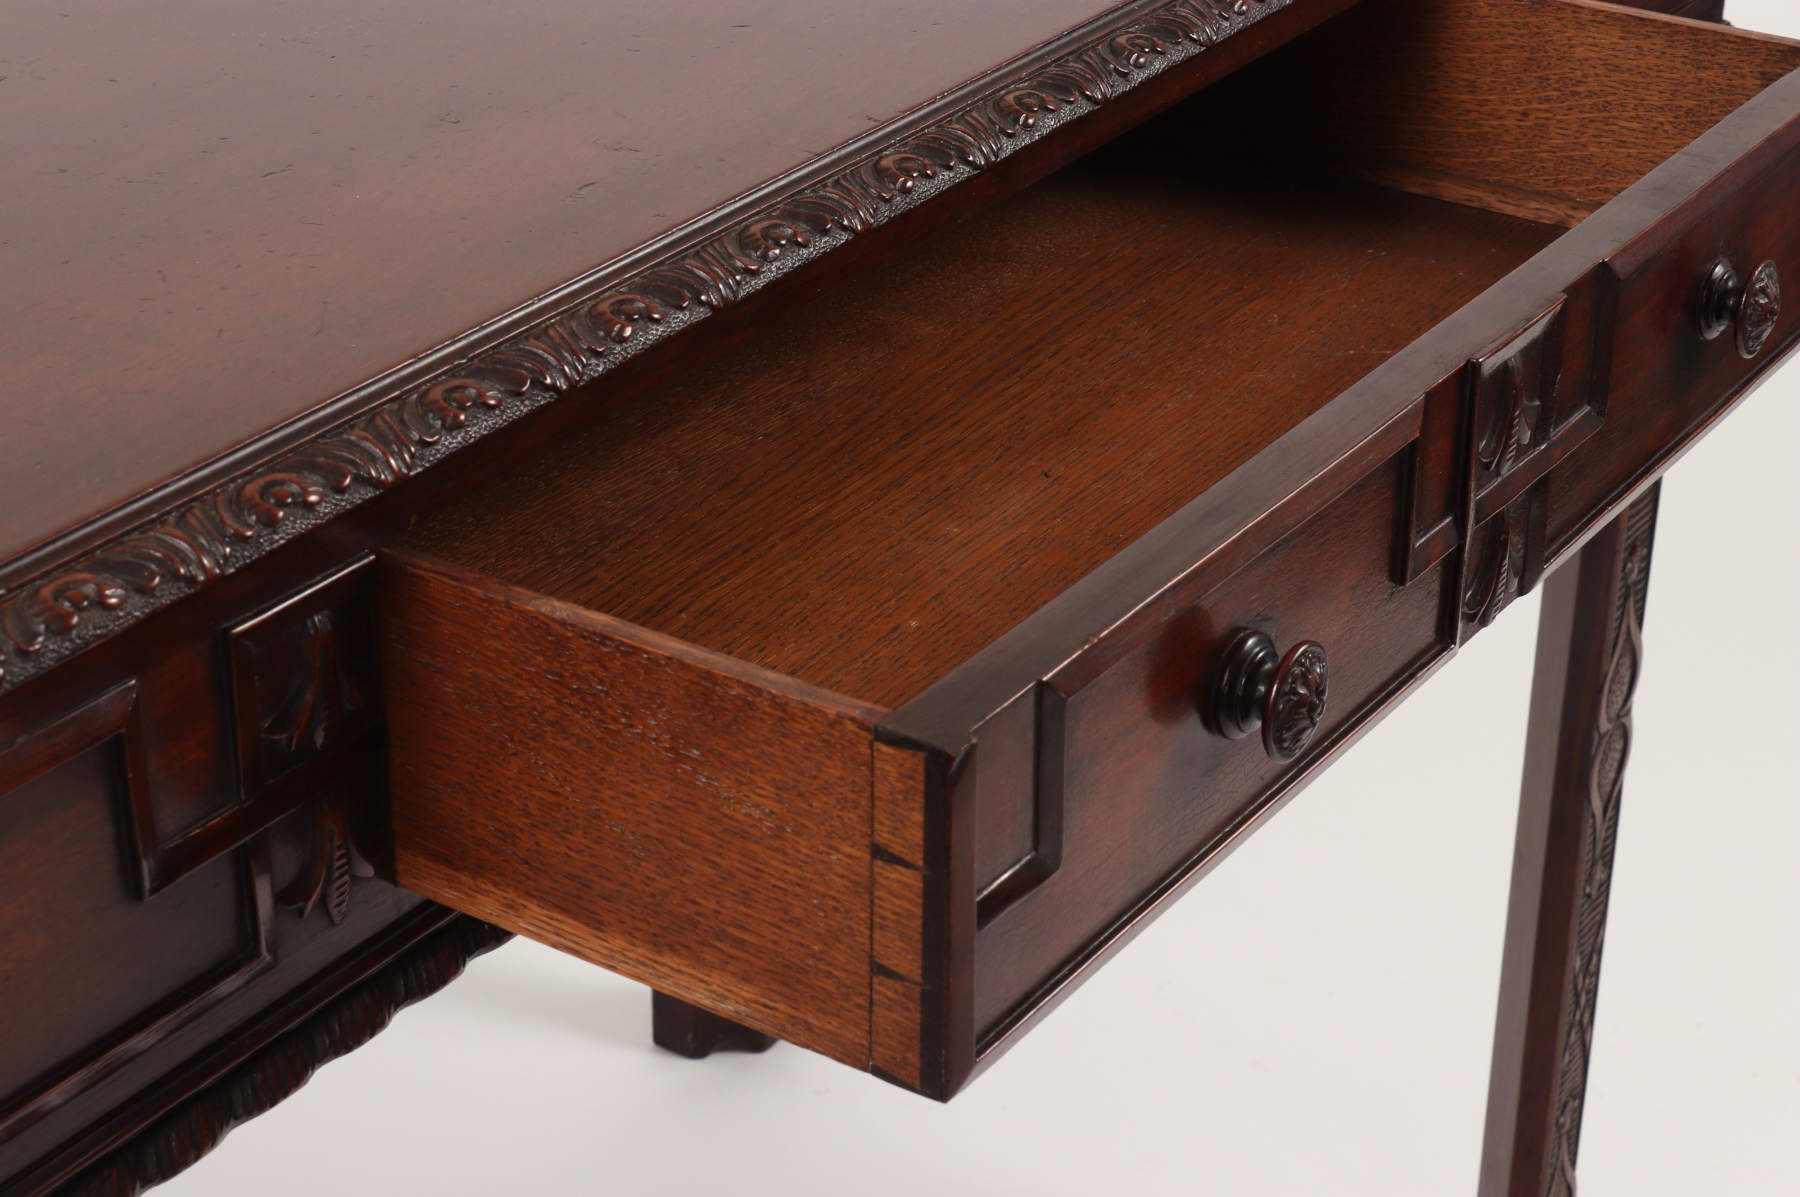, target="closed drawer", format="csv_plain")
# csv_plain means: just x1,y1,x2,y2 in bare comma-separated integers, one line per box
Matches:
1543,108,1800,563
379,0,1800,1100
